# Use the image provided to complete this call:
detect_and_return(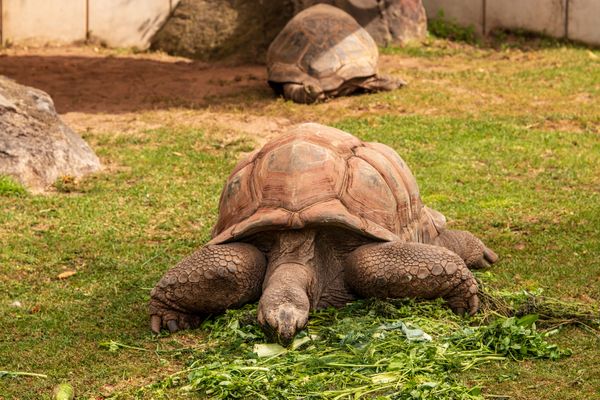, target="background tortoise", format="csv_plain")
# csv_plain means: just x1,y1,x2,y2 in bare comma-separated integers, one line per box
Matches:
266,4,405,104
149,123,498,343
